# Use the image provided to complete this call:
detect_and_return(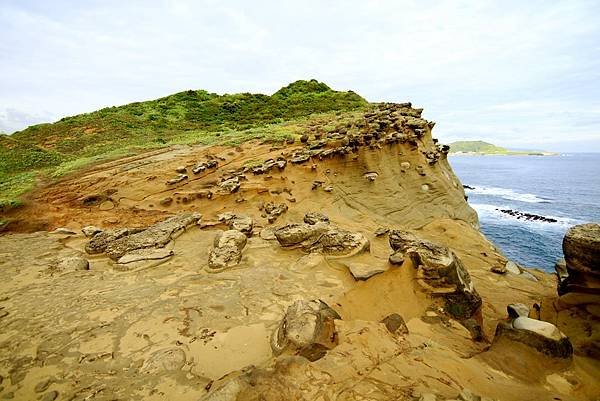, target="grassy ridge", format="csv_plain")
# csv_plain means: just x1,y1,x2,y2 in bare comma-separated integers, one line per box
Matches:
449,140,509,154
0,80,368,209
